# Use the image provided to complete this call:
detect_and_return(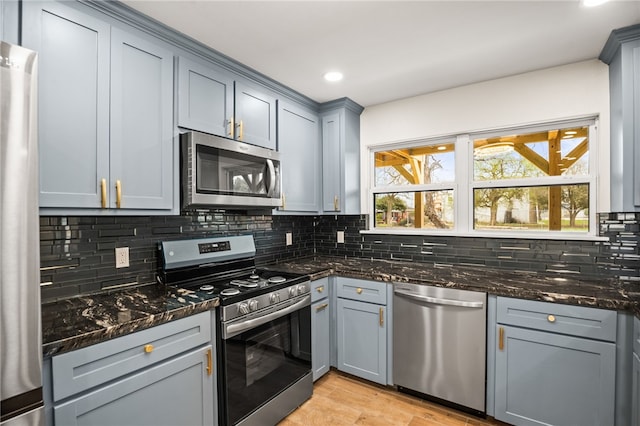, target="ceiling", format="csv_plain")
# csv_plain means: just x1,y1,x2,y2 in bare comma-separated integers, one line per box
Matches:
121,0,640,108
